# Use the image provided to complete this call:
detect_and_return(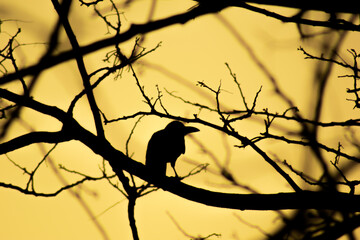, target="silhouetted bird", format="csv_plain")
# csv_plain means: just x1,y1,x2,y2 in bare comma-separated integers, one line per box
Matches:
146,121,199,177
